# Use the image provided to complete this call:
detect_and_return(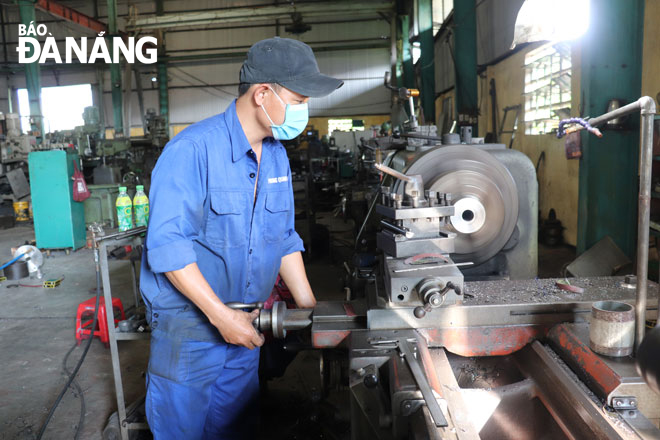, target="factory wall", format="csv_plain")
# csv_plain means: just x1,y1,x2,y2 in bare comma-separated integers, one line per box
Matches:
475,43,582,247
